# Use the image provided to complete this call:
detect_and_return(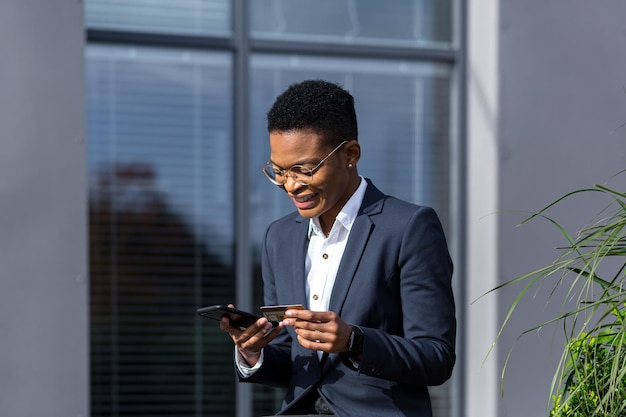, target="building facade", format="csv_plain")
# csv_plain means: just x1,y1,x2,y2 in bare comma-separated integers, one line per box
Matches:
2,1,626,417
